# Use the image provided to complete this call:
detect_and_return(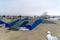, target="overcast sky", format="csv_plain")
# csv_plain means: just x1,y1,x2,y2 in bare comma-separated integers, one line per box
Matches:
0,0,60,16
